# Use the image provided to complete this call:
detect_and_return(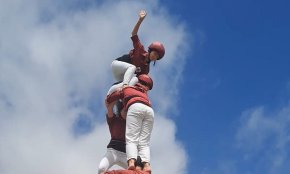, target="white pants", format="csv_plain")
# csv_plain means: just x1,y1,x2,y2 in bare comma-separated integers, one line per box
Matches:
98,148,127,174
107,60,138,95
126,103,154,163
